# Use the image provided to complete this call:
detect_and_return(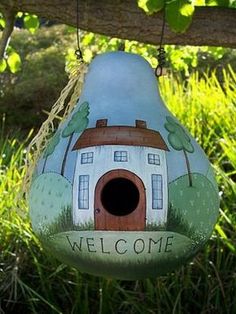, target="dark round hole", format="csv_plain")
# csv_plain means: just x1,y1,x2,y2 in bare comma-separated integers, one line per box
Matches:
101,178,140,216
